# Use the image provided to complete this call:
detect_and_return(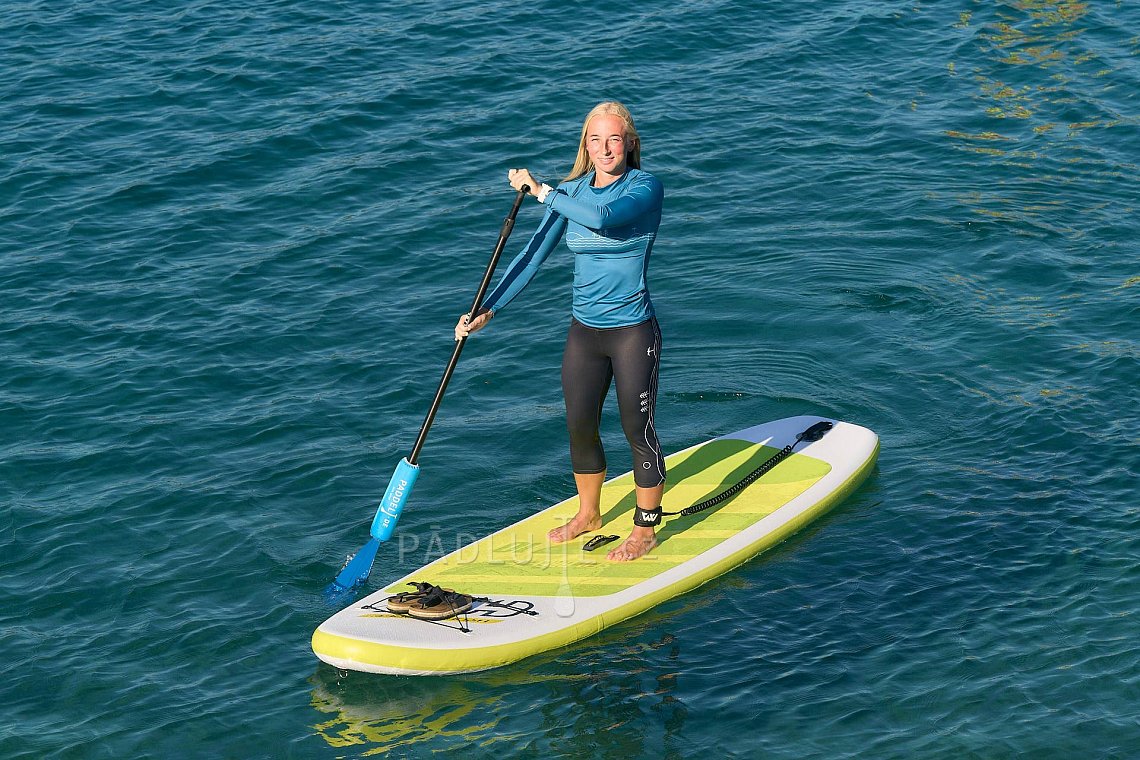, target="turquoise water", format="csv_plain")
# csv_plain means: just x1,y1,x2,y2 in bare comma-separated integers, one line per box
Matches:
3,0,1137,757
